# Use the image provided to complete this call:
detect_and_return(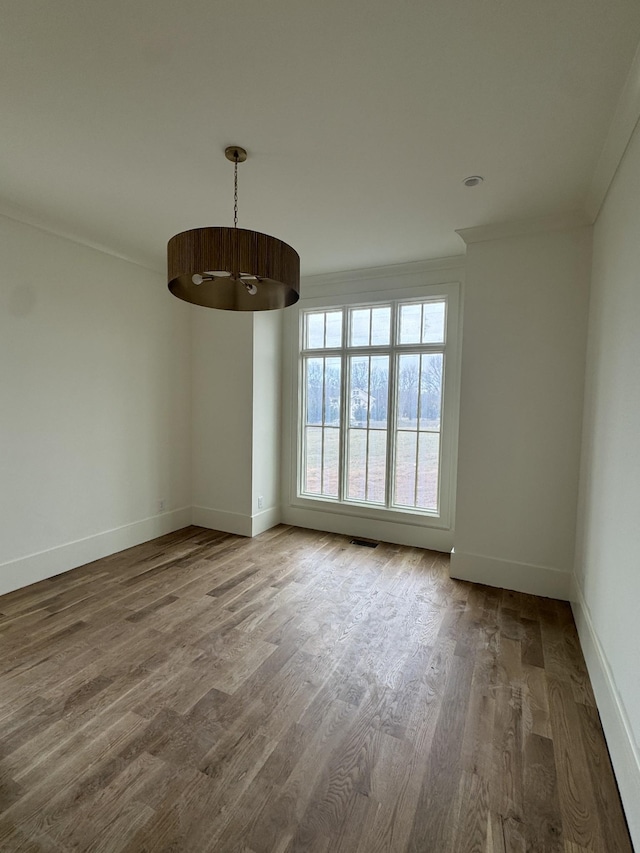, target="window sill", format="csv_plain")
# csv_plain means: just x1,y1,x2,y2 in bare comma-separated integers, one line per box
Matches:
291,493,451,531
